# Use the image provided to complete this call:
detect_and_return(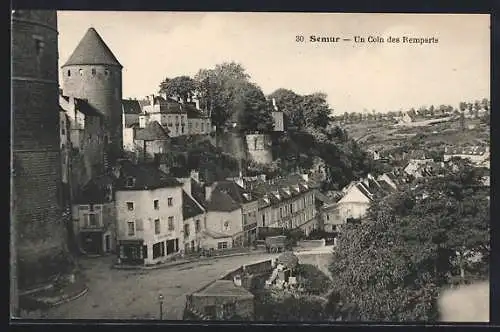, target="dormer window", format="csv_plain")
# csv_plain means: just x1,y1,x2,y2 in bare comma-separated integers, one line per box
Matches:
104,69,109,76
79,69,84,76
91,68,96,76
126,177,136,188
67,70,71,77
